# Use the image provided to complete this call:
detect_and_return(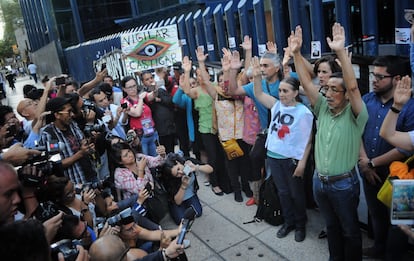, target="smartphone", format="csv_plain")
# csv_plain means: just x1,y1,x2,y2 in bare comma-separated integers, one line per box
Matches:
101,63,107,71
121,102,128,109
55,76,66,85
